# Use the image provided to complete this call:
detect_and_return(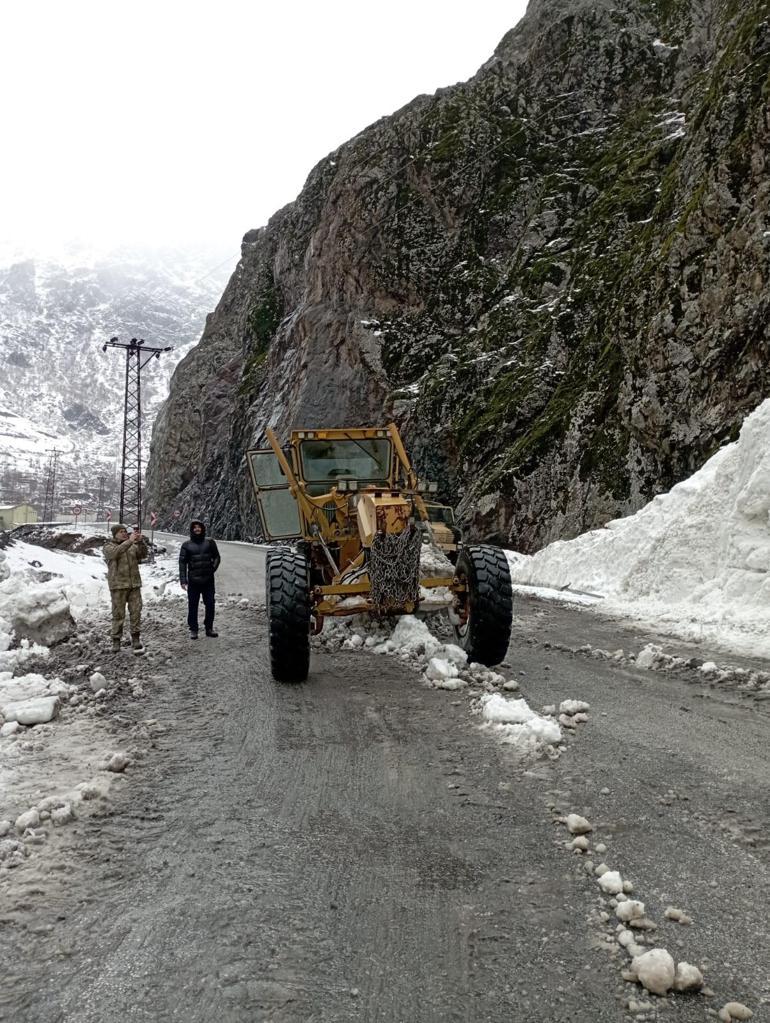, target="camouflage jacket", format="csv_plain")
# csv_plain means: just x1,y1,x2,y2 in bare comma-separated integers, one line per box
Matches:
103,538,148,591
